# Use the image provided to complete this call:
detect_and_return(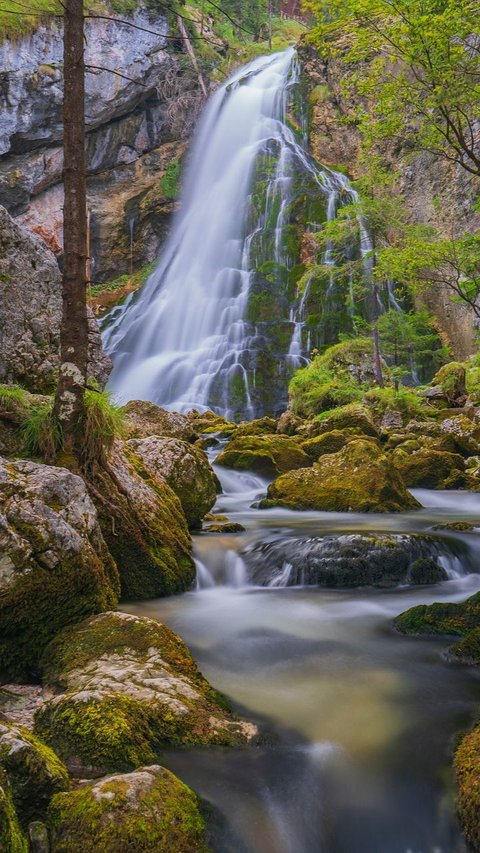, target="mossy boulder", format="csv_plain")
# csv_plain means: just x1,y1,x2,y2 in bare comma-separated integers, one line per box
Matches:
432,362,467,406
308,405,379,439
395,592,480,663
0,768,27,852
276,410,304,435
34,612,257,776
187,411,236,437
0,458,119,680
393,448,466,489
455,725,480,853
47,765,209,853
0,724,69,825
243,533,449,588
301,429,378,461
438,416,480,457
233,417,277,438
89,442,195,600
127,436,217,529
215,434,311,477
261,440,419,512
120,400,197,443
408,558,448,585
